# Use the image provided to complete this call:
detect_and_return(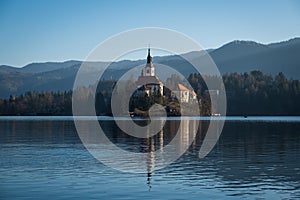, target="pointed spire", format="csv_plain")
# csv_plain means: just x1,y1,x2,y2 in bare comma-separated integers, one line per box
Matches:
147,47,152,64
